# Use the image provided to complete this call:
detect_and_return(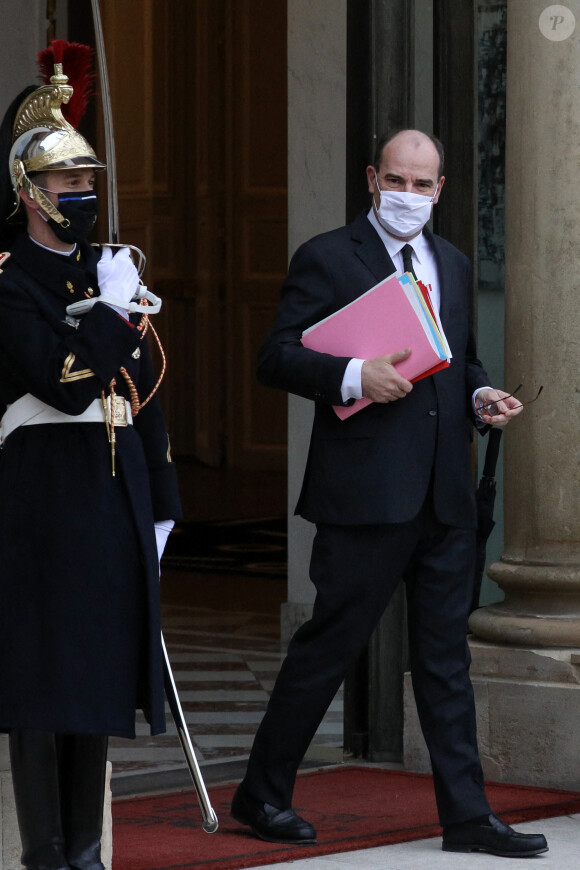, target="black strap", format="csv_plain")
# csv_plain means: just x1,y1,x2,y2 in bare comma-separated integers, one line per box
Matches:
482,426,503,478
